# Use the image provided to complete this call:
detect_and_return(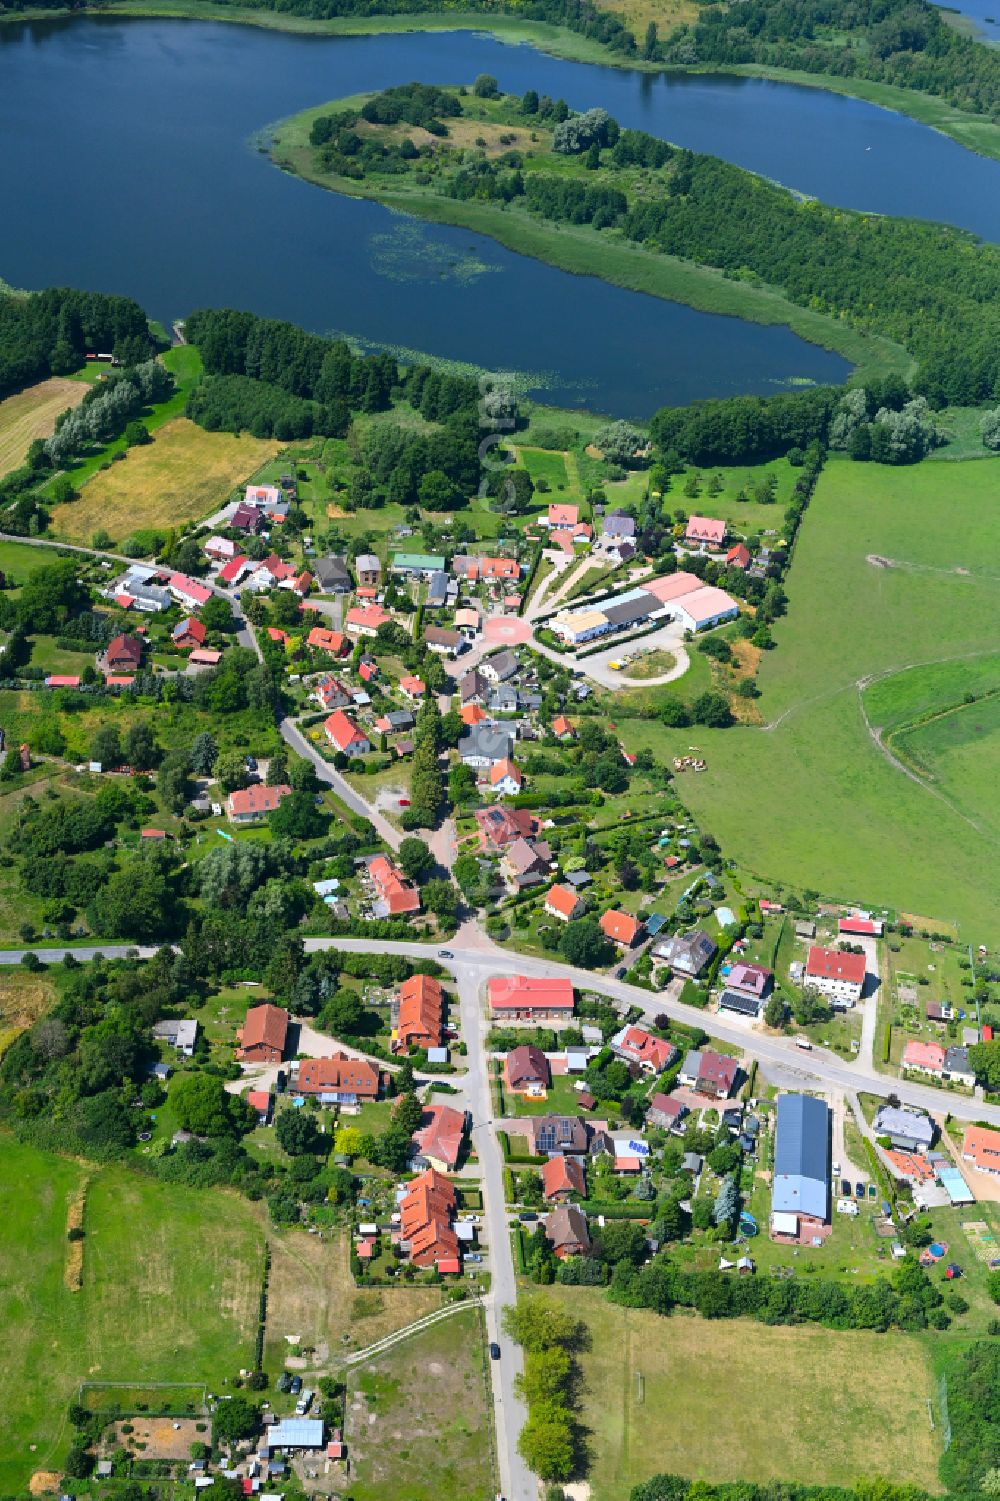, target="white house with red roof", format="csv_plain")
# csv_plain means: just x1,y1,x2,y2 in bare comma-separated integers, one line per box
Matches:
902,1040,945,1077
684,515,727,550
324,709,371,757
611,1024,677,1074
227,784,292,824
544,885,583,922
839,914,884,937
314,675,352,712
167,572,212,610
345,603,390,637
488,975,575,1020
804,945,866,1006
547,502,579,530
600,909,643,949
489,758,522,797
